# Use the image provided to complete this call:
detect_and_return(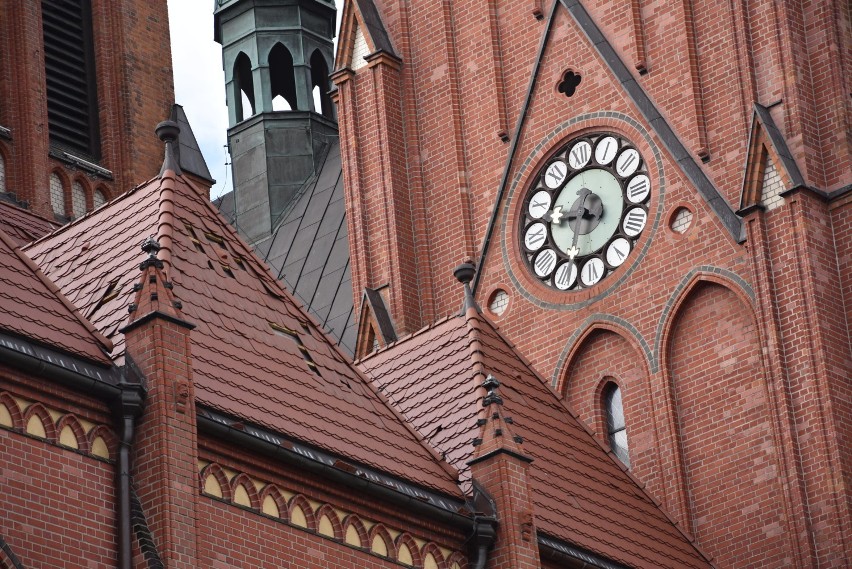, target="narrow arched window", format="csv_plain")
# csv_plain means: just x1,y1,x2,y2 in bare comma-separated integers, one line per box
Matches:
233,52,255,121
604,383,629,467
93,188,106,208
309,50,332,118
71,180,86,218
0,151,6,193
49,172,67,217
269,43,297,111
